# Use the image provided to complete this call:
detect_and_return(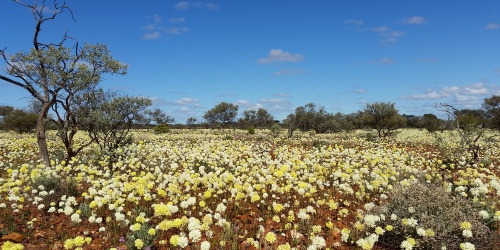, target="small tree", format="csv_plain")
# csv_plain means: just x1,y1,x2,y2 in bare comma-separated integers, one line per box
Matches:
483,95,500,129
2,108,38,133
0,1,126,166
362,102,406,138
186,117,198,129
420,113,443,133
0,106,15,129
145,108,175,125
435,103,491,162
77,90,152,151
203,102,238,128
242,108,274,129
